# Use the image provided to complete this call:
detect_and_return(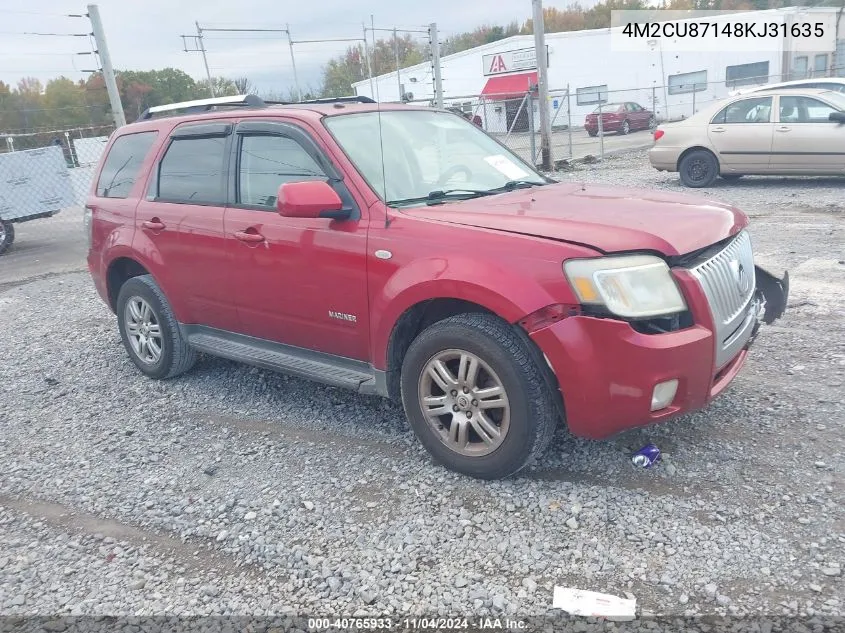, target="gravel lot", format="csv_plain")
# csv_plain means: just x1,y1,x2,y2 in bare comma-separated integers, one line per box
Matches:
1,149,843,629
